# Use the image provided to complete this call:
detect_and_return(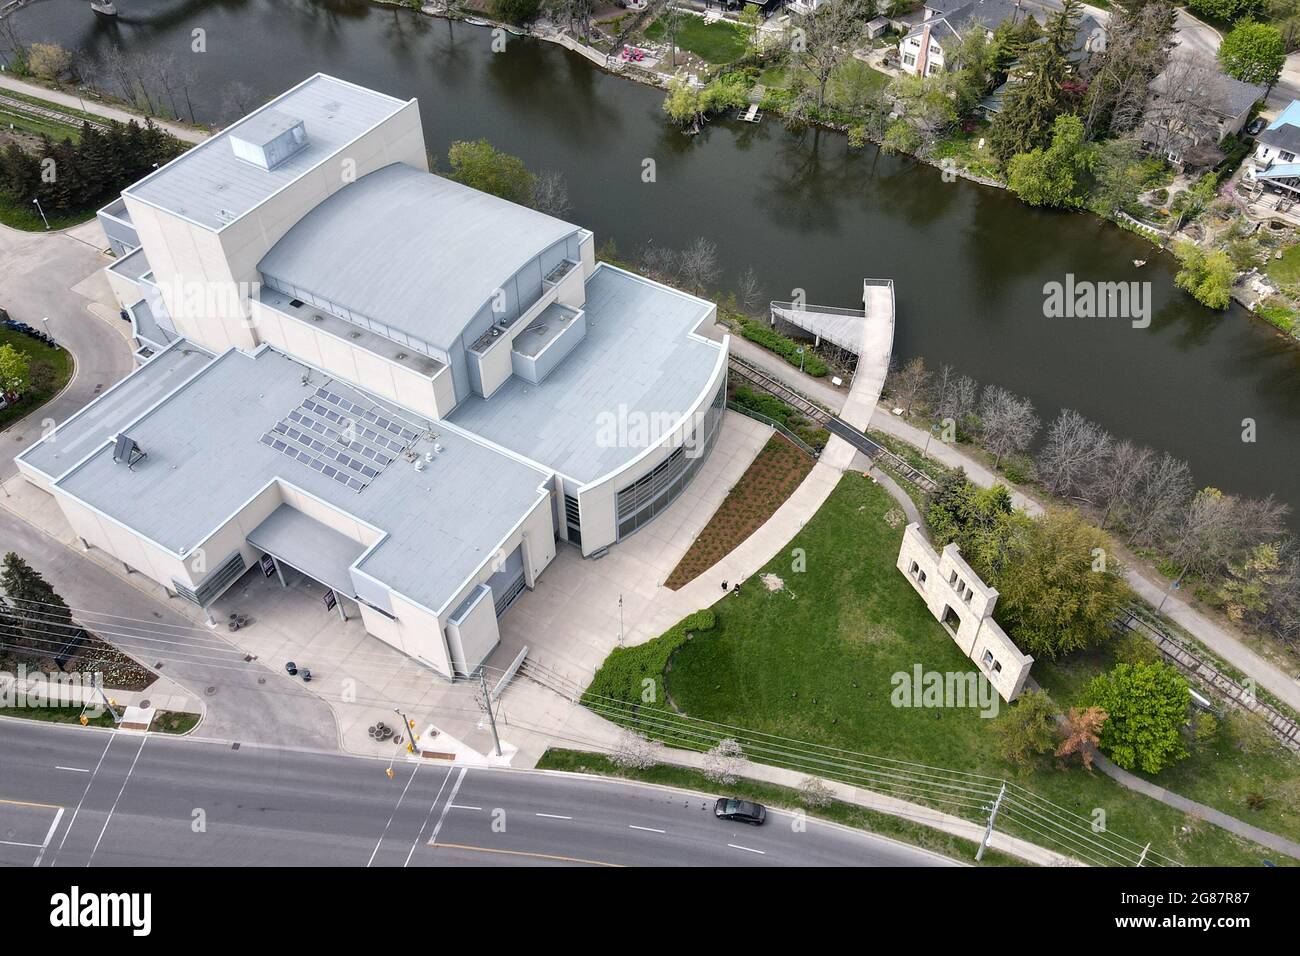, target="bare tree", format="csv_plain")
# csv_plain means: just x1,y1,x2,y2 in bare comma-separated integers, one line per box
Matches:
701,738,745,785
1083,0,1176,138
1140,54,1223,157
1122,451,1193,547
547,0,596,42
531,169,571,217
222,80,259,121
794,0,869,109
1092,439,1154,530
1167,487,1239,582
608,728,663,769
1036,409,1114,500
663,0,684,68
678,236,721,294
938,374,980,434
638,241,679,282
978,385,1040,468
737,265,763,315
889,356,930,413
0,16,26,71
